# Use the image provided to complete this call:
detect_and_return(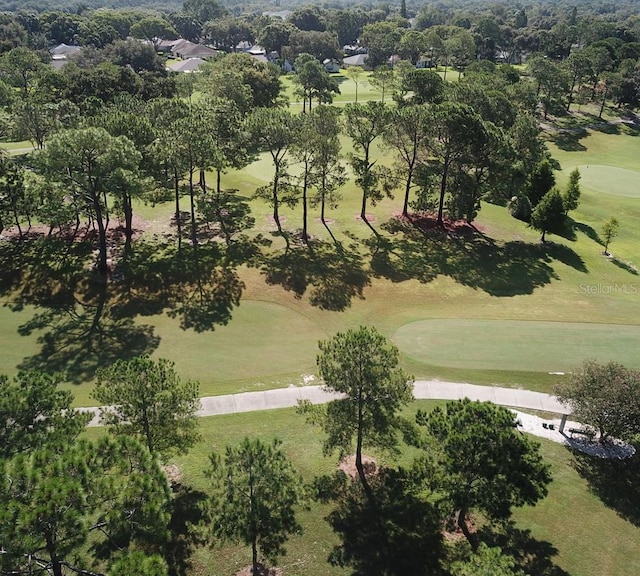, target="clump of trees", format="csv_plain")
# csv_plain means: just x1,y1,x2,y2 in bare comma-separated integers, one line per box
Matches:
0,369,174,576
301,327,552,574
94,356,202,460
556,359,640,443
